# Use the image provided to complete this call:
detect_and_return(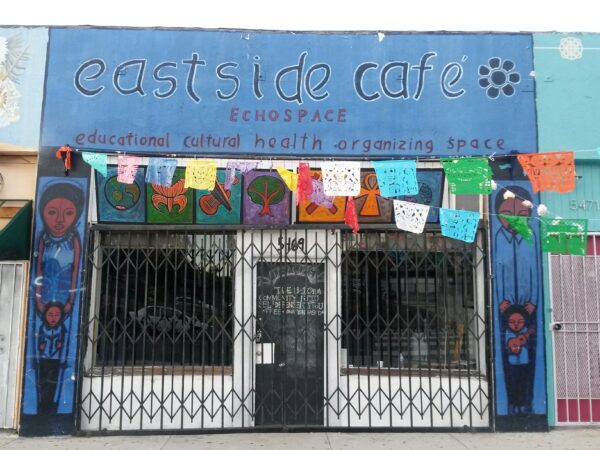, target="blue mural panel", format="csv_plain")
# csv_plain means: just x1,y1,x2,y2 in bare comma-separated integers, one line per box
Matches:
0,27,48,149
41,29,536,157
491,181,547,428
22,177,88,416
397,169,444,222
